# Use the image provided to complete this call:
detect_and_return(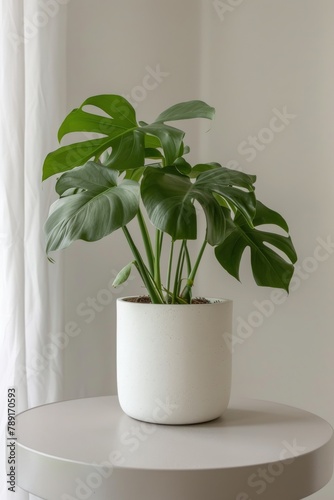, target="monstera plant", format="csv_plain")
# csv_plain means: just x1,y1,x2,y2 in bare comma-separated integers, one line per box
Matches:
43,94,297,304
